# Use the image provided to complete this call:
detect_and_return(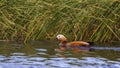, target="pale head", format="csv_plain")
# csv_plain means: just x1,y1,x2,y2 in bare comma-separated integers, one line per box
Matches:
56,34,67,42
